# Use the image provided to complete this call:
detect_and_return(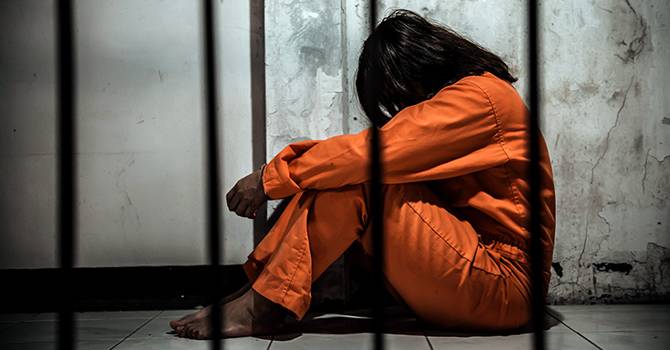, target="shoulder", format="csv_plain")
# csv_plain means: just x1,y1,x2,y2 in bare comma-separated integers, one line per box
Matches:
445,72,527,122
427,72,521,115
445,72,521,103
